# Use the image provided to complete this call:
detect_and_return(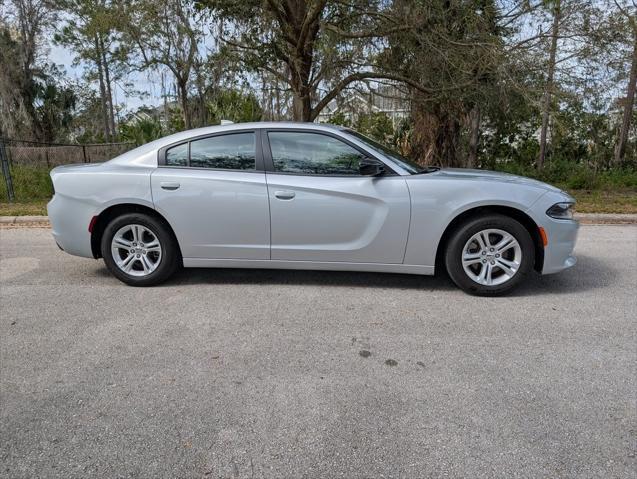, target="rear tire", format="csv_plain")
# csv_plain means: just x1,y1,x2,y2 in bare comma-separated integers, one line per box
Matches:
101,213,180,286
444,214,535,296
